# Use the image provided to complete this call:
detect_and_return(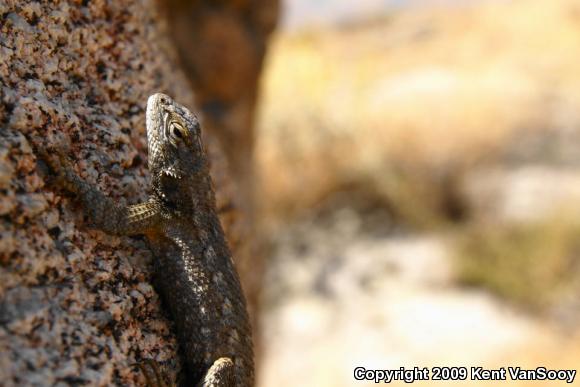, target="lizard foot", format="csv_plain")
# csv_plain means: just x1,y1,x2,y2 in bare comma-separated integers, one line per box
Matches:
134,359,171,387
30,139,77,190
